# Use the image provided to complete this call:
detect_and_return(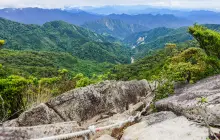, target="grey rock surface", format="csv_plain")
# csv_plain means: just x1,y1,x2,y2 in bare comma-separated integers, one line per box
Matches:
155,74,220,126
140,111,177,125
121,116,214,140
96,134,116,140
121,111,177,140
4,80,153,127
0,121,80,140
